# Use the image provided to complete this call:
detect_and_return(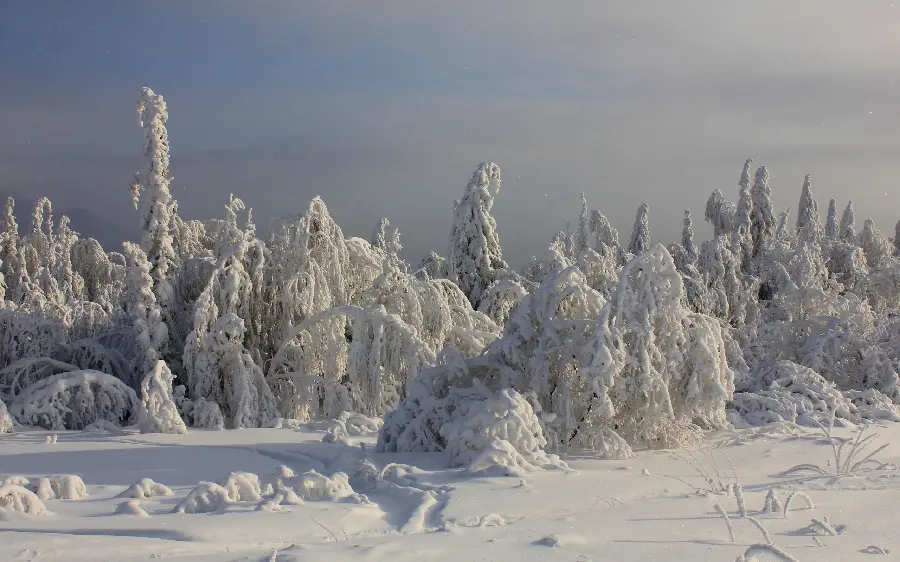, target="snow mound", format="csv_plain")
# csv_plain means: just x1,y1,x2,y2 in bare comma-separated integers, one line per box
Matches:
263,417,304,429
173,482,232,514
137,360,187,435
9,370,139,430
312,411,383,437
81,419,125,434
118,478,173,499
115,499,149,517
0,399,12,433
0,484,49,515
380,380,567,476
